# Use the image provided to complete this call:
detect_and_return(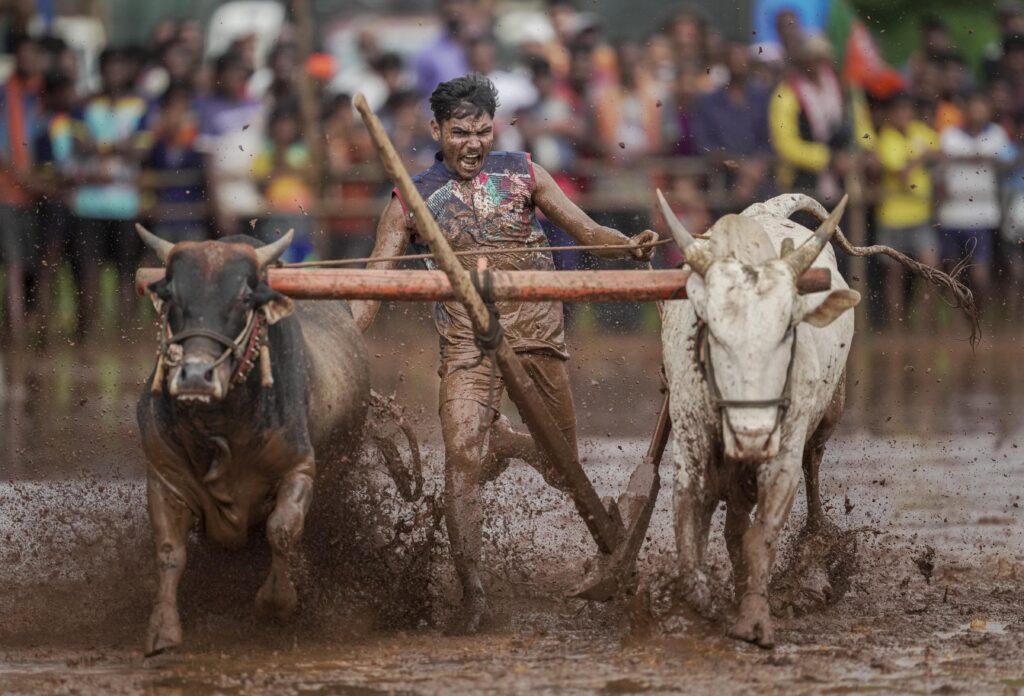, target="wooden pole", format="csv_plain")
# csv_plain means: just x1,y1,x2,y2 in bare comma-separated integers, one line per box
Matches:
291,0,328,257
135,267,833,302
353,93,626,554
